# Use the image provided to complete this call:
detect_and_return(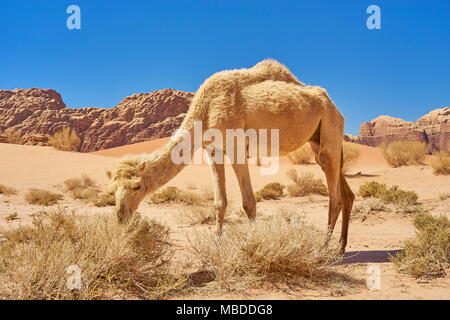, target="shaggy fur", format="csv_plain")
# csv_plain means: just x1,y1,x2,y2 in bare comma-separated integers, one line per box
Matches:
109,59,355,251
